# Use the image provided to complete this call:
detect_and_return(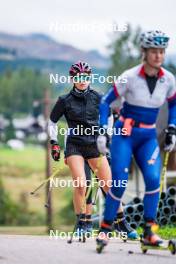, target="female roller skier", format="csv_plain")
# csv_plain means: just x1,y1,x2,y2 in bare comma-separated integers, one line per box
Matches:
96,30,176,251
64,132,96,234
48,61,138,239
